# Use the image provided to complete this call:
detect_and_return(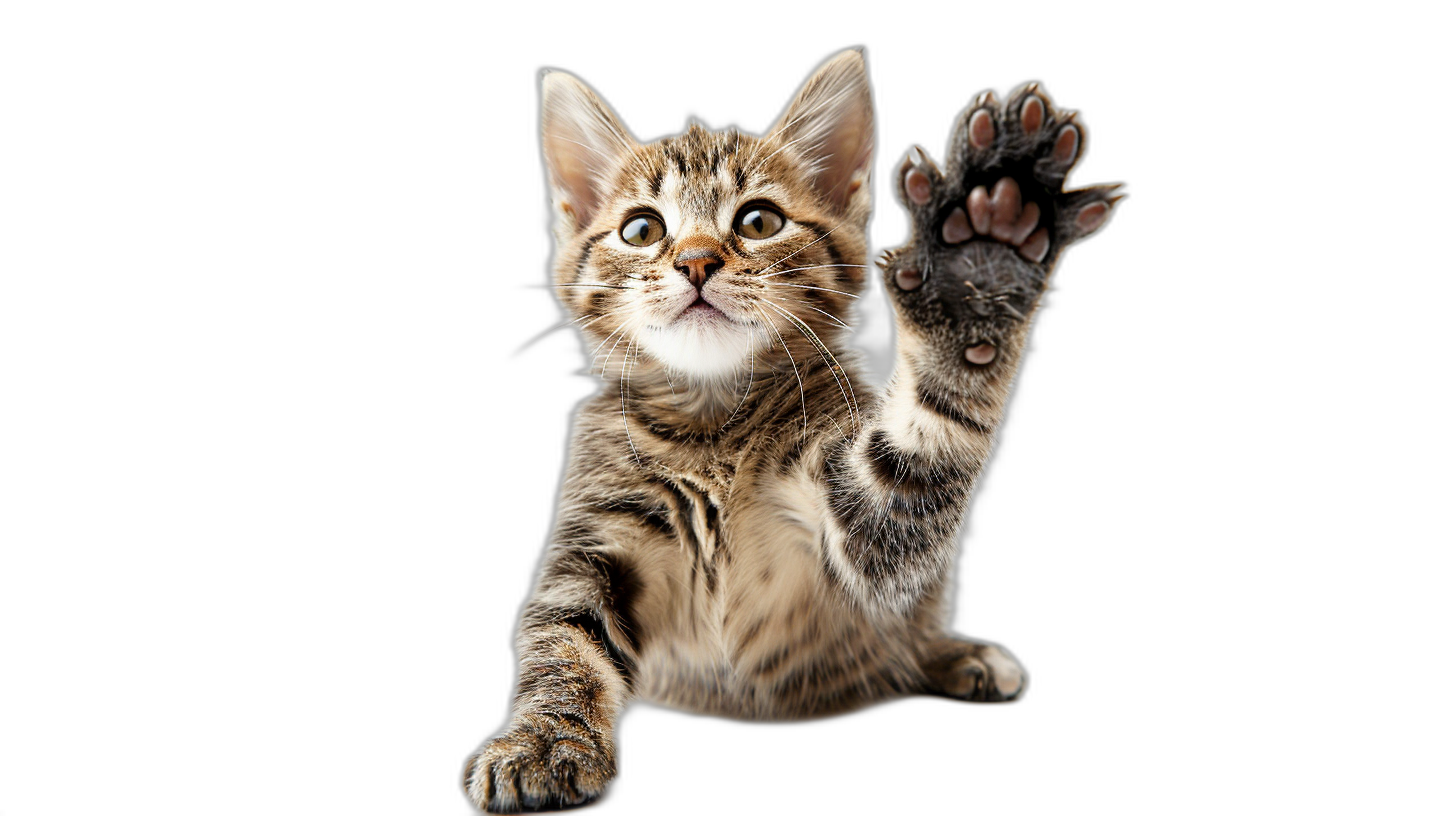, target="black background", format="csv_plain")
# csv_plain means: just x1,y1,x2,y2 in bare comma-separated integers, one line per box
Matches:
232,28,1211,810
